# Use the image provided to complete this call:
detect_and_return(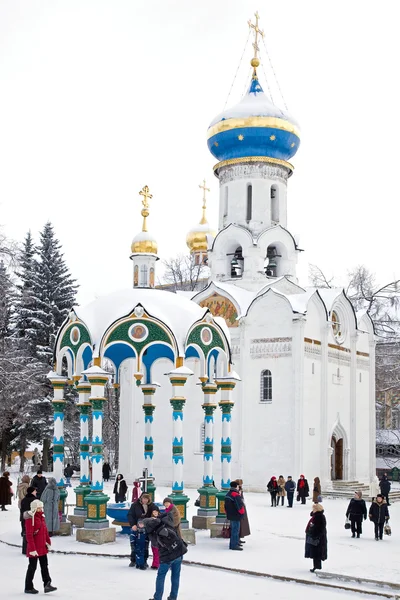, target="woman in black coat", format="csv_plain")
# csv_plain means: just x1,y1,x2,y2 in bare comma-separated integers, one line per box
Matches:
369,494,390,540
113,474,128,503
305,503,327,572
346,491,367,538
297,474,309,504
